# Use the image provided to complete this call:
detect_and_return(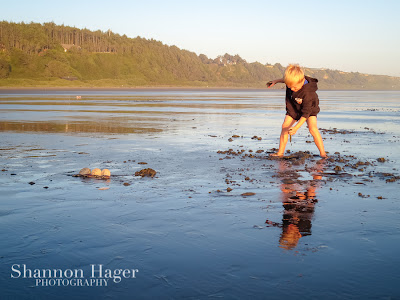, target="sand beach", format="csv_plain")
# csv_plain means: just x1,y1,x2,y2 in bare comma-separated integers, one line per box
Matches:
0,89,399,299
